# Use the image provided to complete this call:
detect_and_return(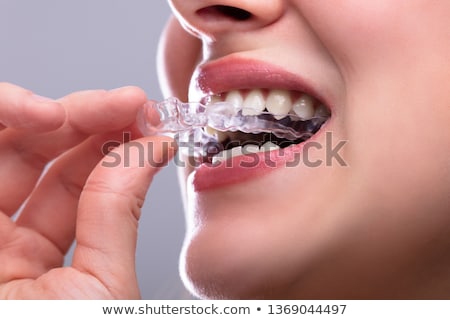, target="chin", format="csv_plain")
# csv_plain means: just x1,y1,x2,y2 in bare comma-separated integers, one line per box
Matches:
177,163,346,299
179,219,300,300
